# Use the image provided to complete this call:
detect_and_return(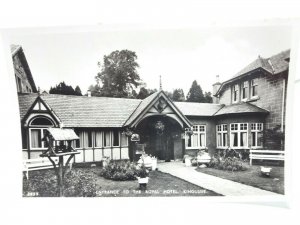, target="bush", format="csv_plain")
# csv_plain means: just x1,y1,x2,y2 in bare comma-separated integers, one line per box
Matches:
100,160,139,181
23,169,97,197
208,156,249,172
